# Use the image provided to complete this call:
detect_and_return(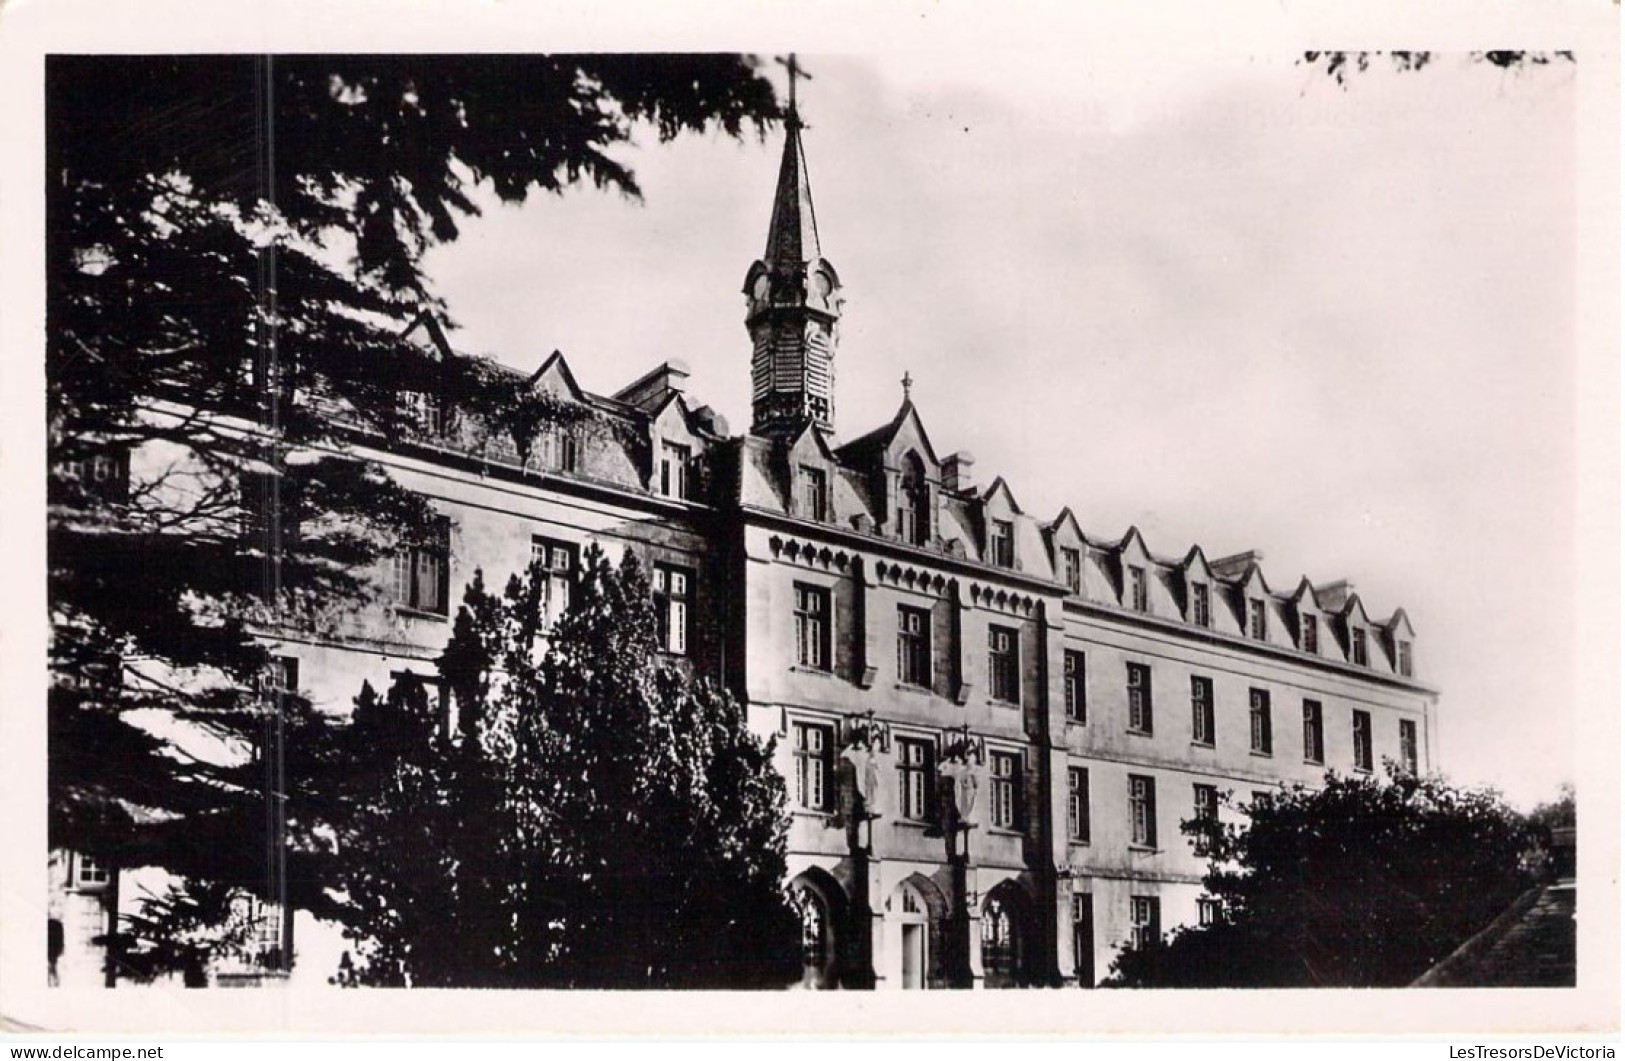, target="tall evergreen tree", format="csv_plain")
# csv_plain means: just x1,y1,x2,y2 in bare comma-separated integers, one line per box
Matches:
46,55,780,972
331,546,801,988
